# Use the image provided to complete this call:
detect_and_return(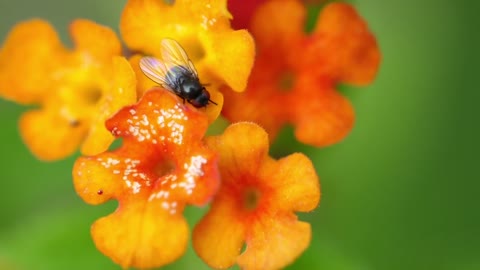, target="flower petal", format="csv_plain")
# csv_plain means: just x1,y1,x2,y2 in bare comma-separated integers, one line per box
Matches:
92,201,189,269
251,0,305,53
202,30,255,92
310,2,381,86
291,76,355,146
266,153,320,212
20,109,87,161
0,19,66,104
238,213,312,270
193,192,246,269
80,56,137,156
206,122,269,185
121,0,231,55
221,53,289,142
69,19,122,59
73,152,127,205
